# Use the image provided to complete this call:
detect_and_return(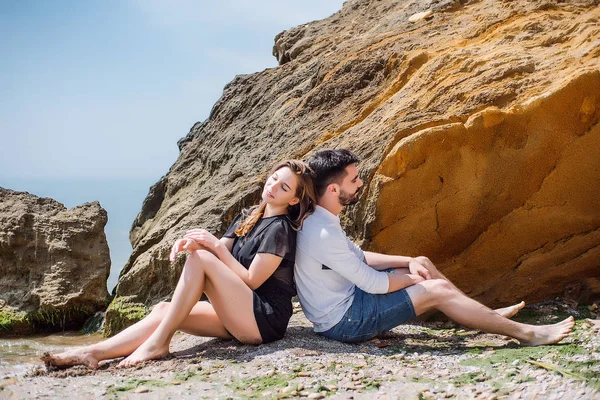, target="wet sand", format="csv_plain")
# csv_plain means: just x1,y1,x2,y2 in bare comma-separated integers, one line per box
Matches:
0,332,104,378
